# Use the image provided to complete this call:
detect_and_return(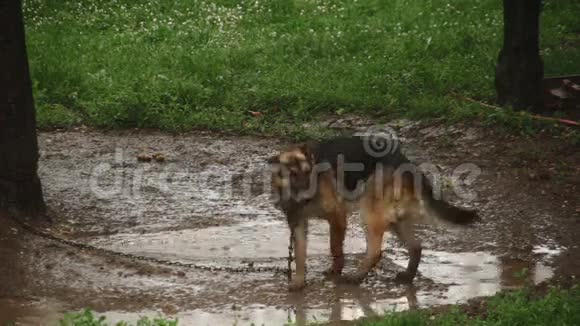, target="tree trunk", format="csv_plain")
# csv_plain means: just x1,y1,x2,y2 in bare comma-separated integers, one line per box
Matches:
495,0,544,112
0,0,46,216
